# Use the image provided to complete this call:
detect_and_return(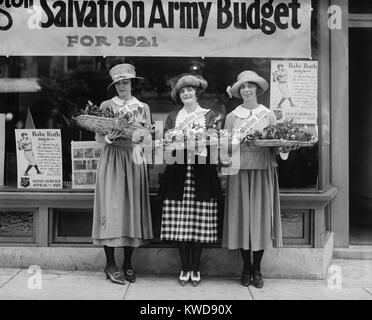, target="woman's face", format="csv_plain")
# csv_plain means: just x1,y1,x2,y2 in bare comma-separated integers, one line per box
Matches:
115,79,132,98
240,82,258,100
179,86,197,105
